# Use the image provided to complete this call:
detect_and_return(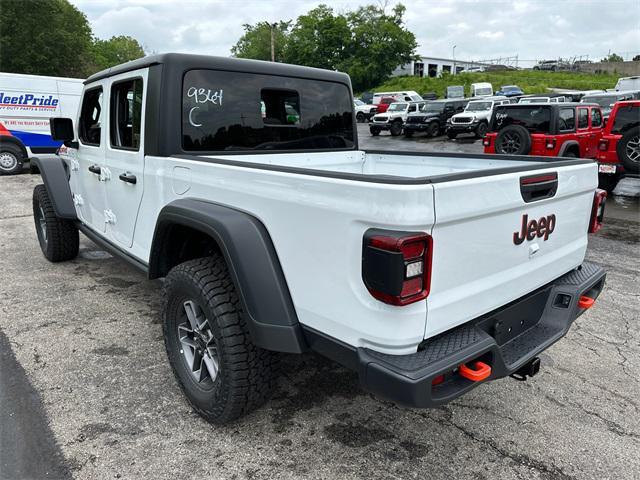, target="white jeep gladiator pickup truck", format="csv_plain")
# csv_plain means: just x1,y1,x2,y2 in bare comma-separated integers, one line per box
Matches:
34,54,606,424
